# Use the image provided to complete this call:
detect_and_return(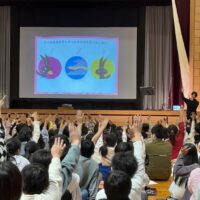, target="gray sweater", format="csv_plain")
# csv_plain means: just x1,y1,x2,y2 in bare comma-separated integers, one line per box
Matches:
61,144,80,194
76,155,99,200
